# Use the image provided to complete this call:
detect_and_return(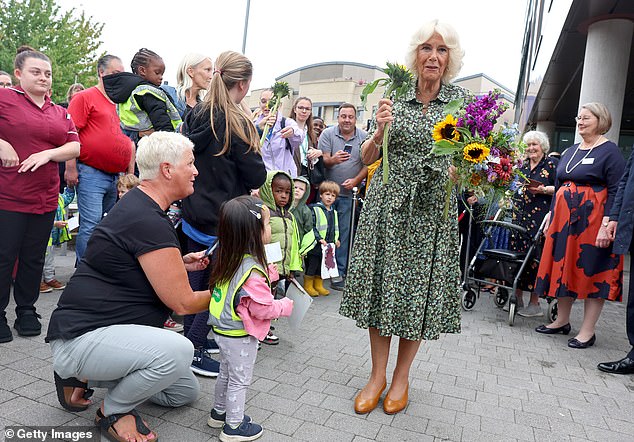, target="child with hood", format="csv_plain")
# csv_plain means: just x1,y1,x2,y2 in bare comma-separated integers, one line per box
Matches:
291,176,314,252
258,171,302,344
